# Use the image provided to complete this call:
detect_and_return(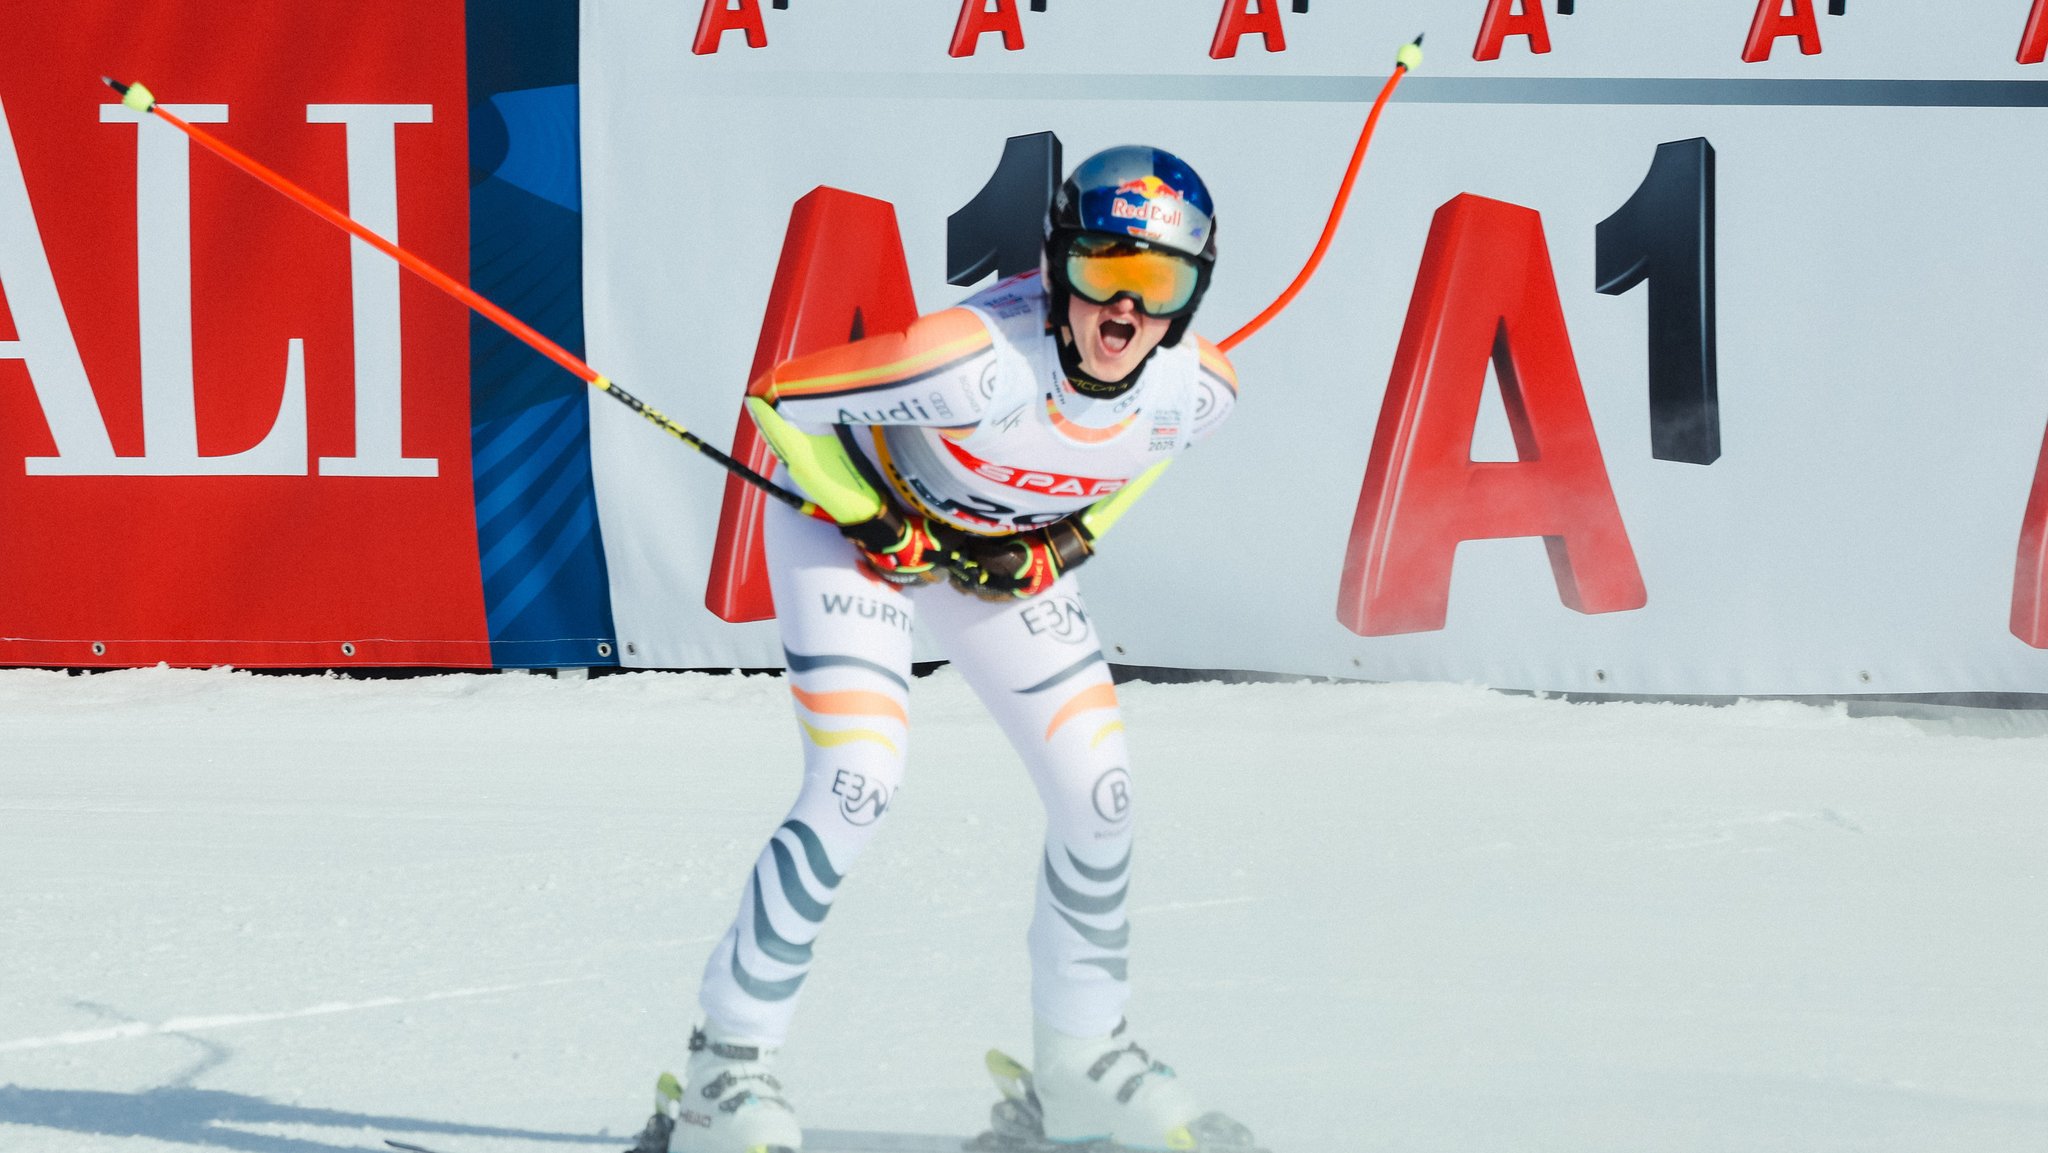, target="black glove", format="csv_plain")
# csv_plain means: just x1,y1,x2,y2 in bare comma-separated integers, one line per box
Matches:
943,520,1094,600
